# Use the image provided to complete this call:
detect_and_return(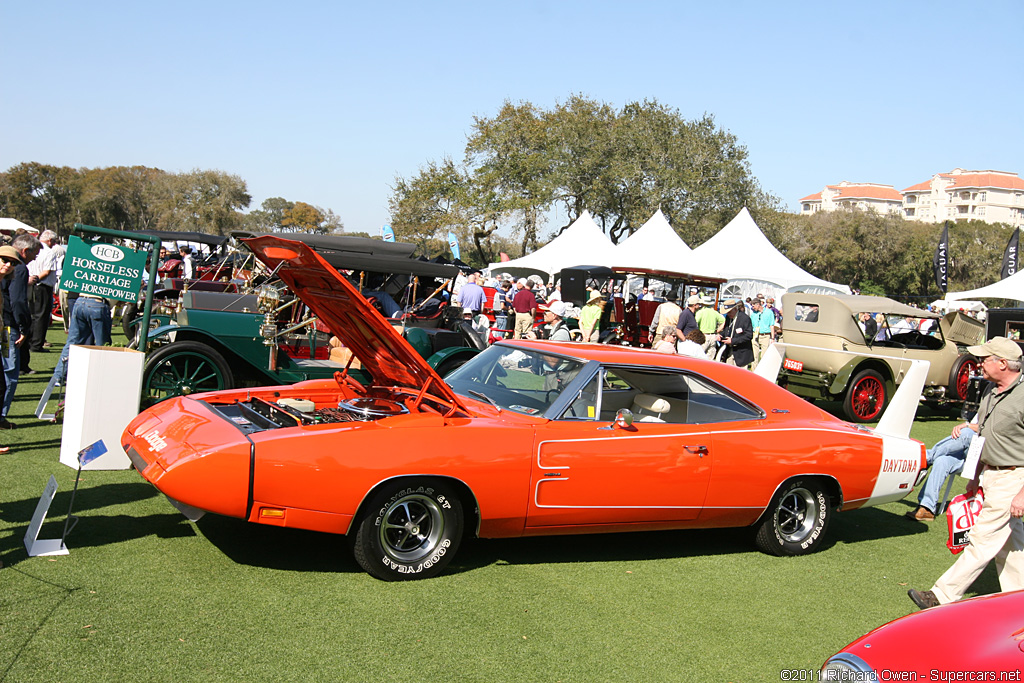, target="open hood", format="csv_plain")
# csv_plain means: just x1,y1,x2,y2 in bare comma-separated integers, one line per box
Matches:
243,235,466,409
